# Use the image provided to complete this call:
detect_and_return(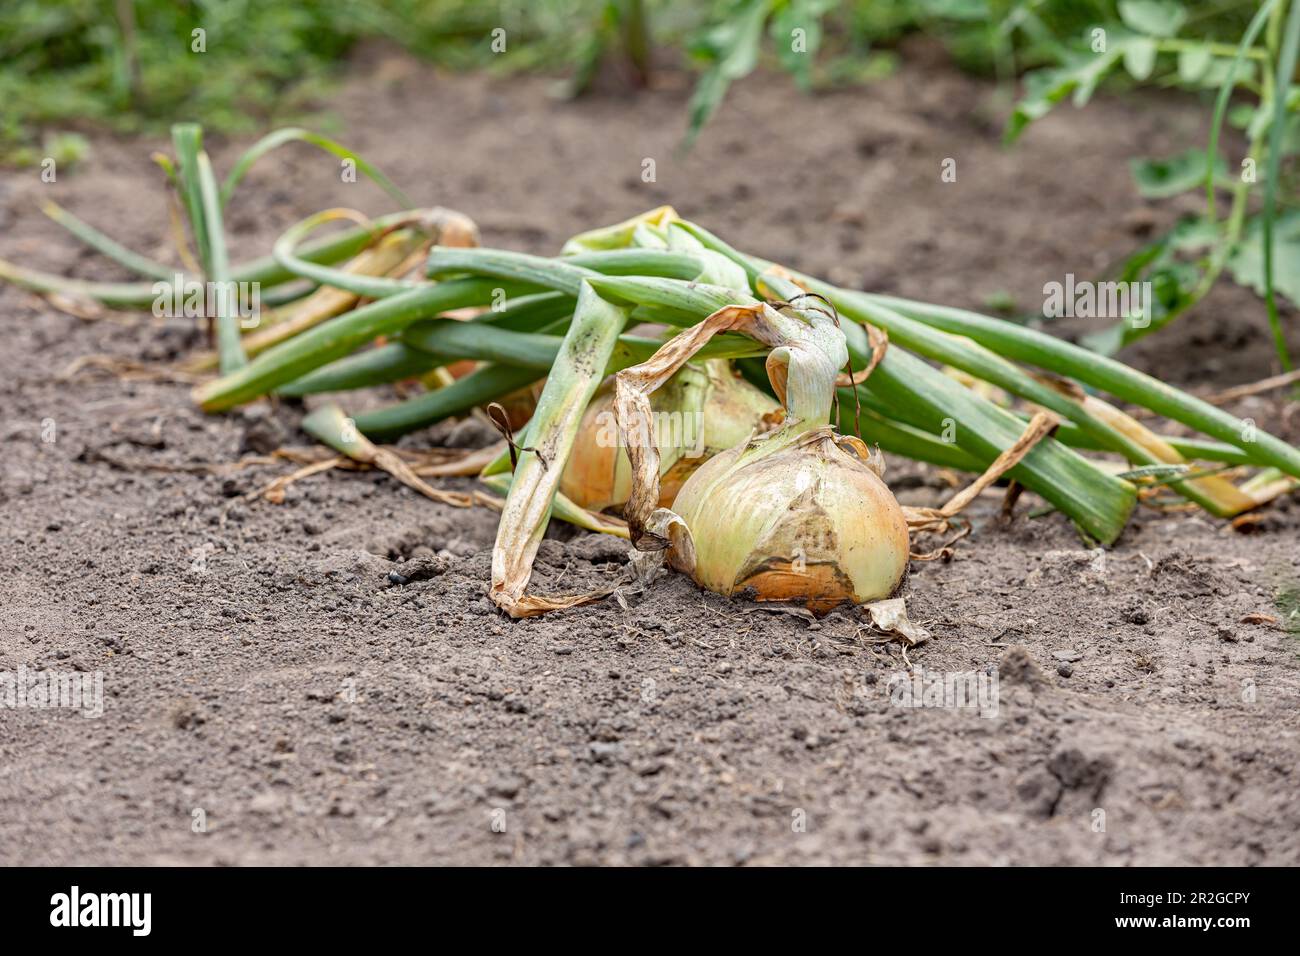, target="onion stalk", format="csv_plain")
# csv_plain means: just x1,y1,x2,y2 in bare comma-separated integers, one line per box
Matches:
490,282,632,617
